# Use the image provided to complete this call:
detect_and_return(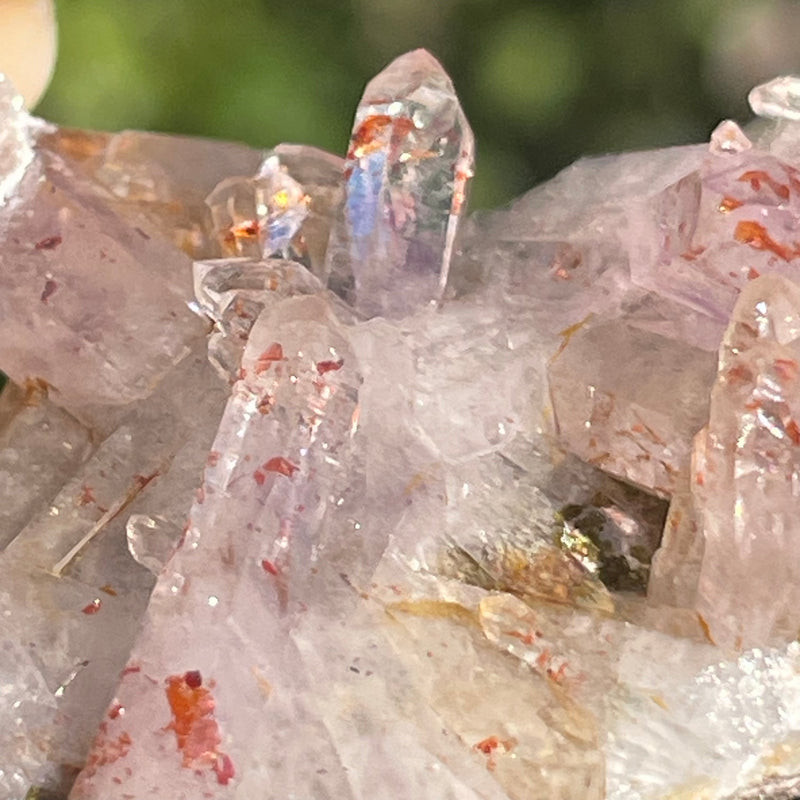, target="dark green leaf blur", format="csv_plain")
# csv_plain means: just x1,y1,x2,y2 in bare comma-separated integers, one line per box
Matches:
37,0,800,208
